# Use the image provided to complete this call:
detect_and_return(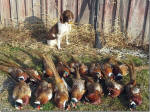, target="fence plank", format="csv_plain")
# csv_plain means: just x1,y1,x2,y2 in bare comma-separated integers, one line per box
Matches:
99,0,105,31
103,0,114,33
47,0,57,20
0,0,11,26
144,1,150,45
127,0,146,44
10,0,18,27
78,0,90,24
33,0,41,18
0,0,1,24
117,0,130,32
41,0,47,24
25,0,33,17
17,0,26,24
